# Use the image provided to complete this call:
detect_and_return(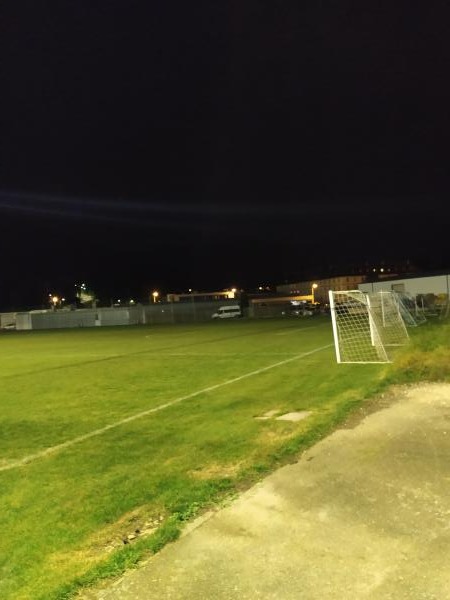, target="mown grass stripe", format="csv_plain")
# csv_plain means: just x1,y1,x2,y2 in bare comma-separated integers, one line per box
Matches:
0,343,332,472
0,322,324,380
